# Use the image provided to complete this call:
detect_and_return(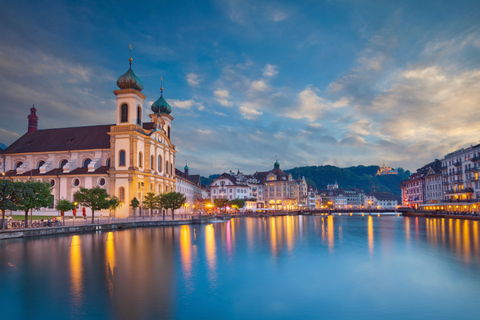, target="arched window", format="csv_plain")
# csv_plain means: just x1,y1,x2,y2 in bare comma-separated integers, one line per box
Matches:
167,126,171,140
15,162,23,169
166,161,169,174
37,161,45,169
60,159,68,169
119,150,126,166
119,187,125,202
139,152,143,168
83,158,91,168
137,106,142,126
106,158,111,167
158,155,162,172
151,155,154,170
121,104,128,123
